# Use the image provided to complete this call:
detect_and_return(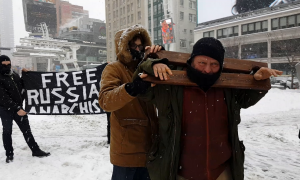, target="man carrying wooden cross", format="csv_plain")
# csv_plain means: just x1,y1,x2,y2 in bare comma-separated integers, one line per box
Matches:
130,37,282,180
